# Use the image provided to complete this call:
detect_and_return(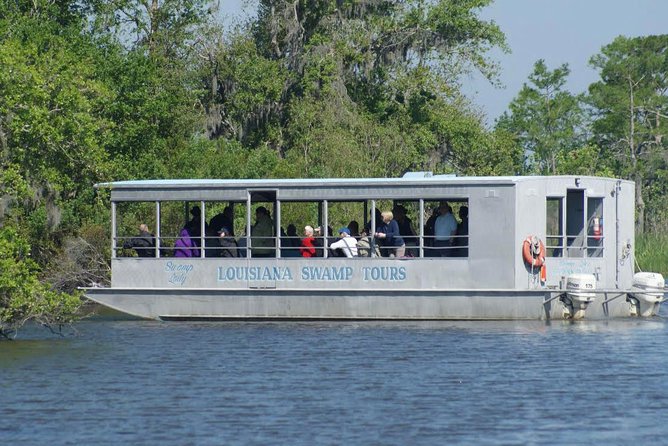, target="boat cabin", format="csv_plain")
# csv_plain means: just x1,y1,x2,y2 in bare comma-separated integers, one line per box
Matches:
102,174,635,293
